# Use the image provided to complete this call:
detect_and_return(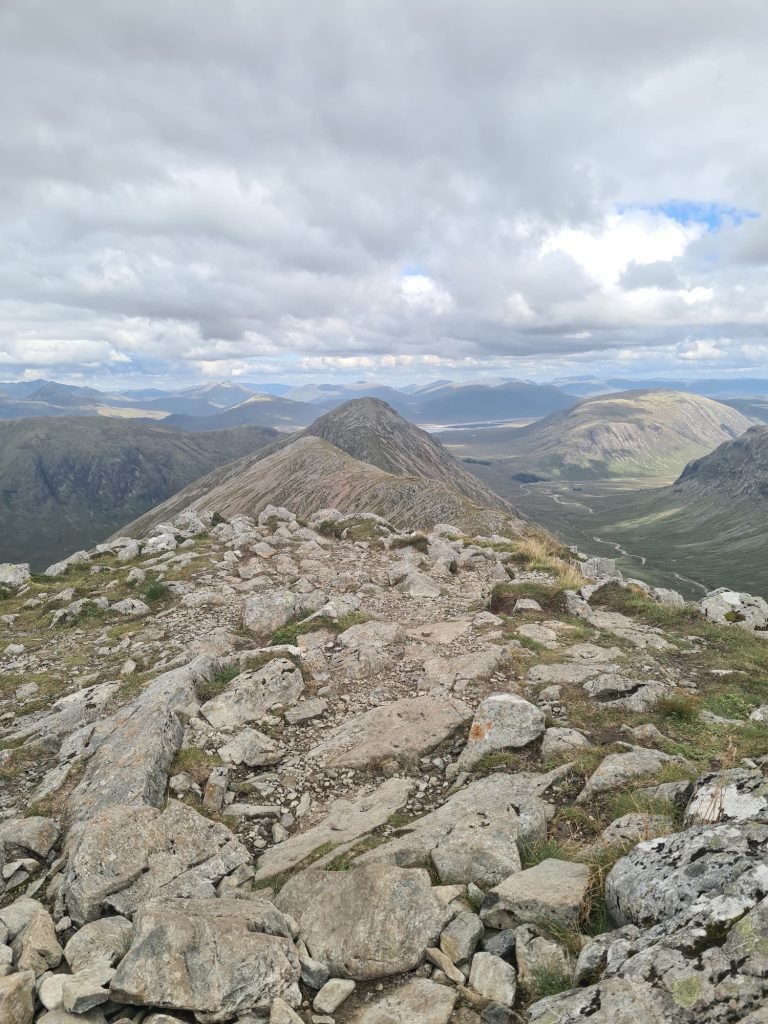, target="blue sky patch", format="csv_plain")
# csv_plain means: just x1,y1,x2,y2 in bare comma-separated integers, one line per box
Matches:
619,200,759,230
